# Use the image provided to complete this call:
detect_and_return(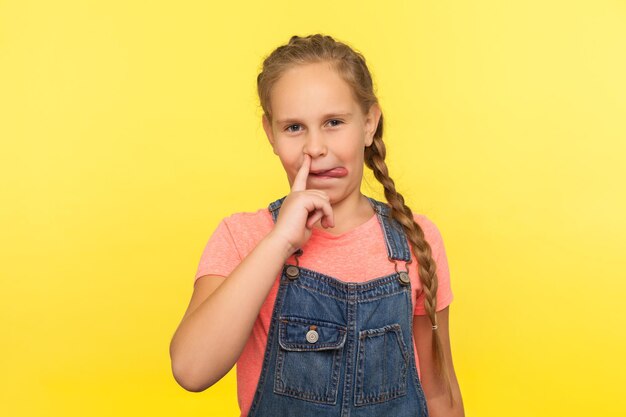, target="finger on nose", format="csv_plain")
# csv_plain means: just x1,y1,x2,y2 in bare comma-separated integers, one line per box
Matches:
291,155,311,191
